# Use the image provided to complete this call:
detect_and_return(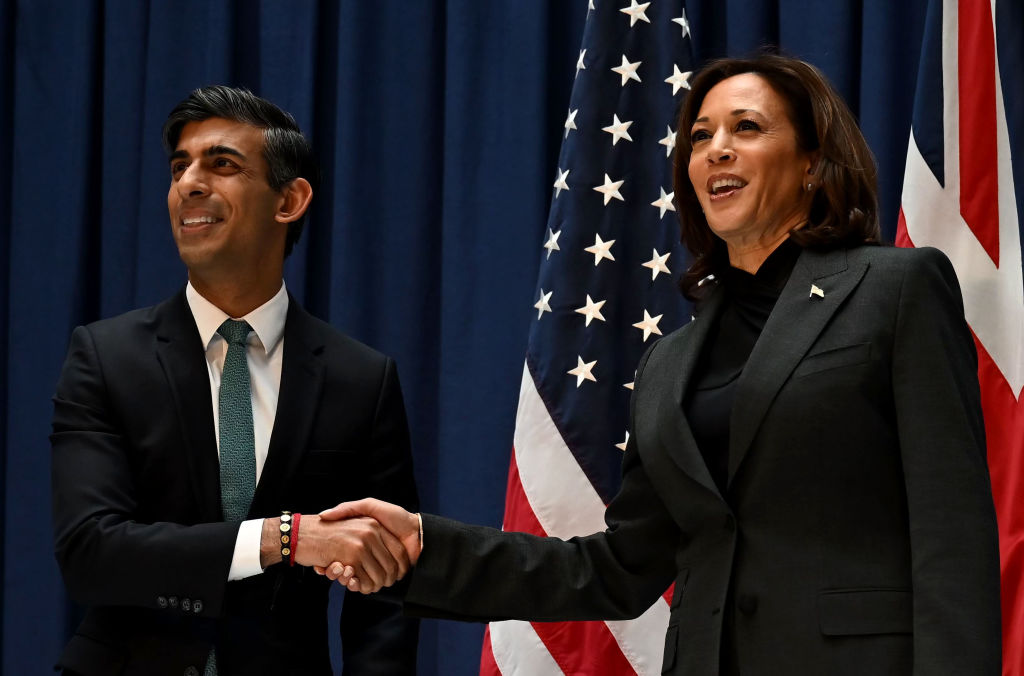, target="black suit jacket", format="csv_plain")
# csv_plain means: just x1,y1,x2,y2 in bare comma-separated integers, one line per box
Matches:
52,289,419,676
403,246,1001,675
